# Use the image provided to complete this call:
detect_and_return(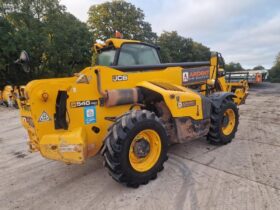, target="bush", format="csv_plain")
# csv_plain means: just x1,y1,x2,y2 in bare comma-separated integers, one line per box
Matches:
269,53,280,83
